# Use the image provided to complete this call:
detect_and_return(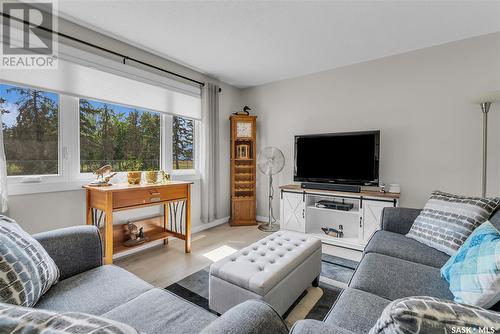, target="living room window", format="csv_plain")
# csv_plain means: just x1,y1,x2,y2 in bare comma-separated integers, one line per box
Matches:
2,80,200,195
1,53,201,194
172,116,195,170
79,98,161,173
0,83,59,176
